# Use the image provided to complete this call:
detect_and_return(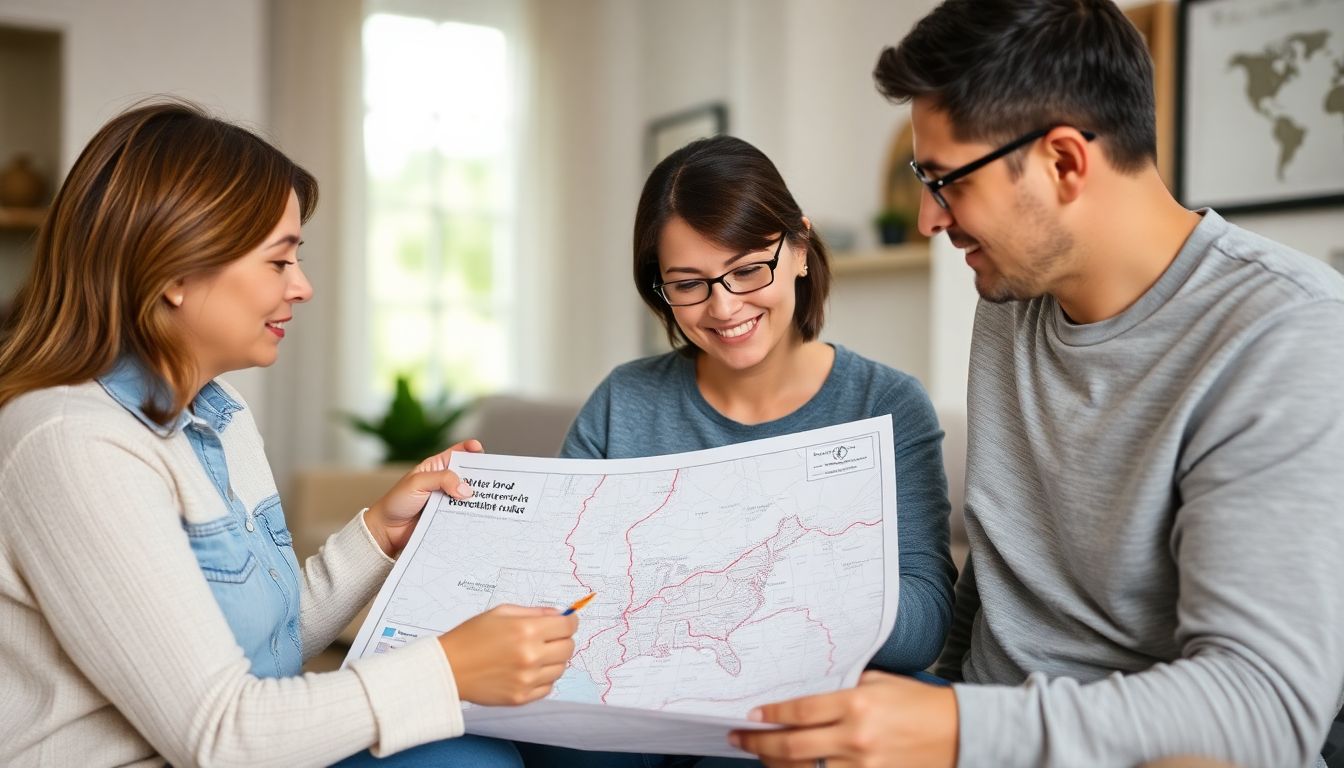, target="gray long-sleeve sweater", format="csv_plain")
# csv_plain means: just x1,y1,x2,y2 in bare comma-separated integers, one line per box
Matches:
937,210,1344,767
